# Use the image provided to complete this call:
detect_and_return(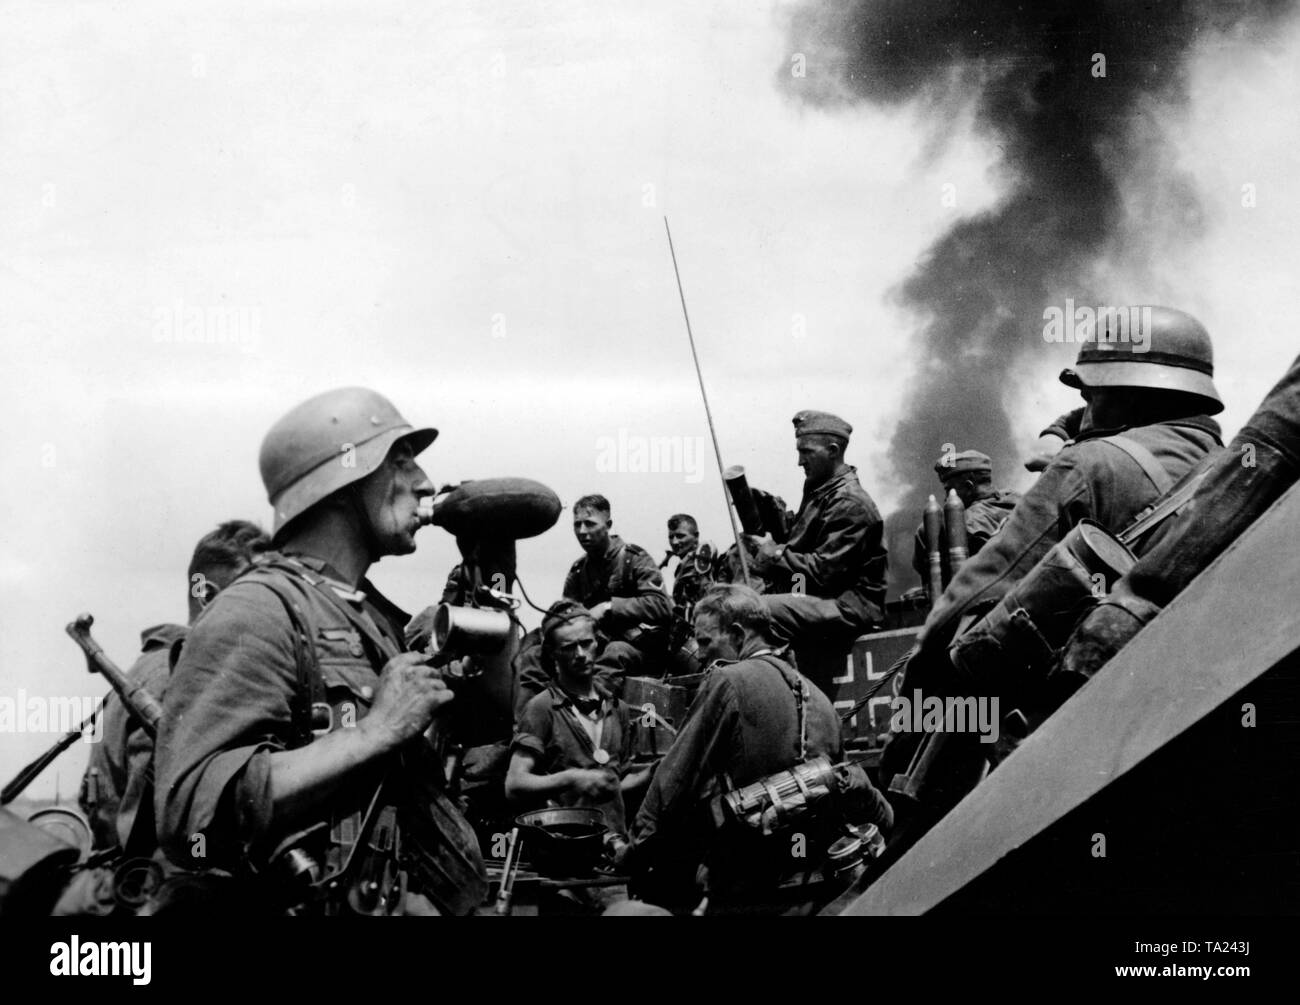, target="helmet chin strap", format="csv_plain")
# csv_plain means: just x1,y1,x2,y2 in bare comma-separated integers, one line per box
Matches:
345,480,385,560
